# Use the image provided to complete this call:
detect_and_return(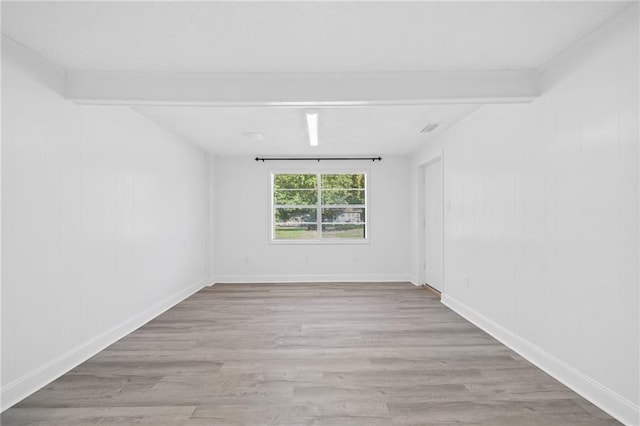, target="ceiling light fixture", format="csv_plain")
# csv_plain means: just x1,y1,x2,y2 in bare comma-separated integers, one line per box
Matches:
420,123,440,133
241,132,263,141
306,109,319,146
